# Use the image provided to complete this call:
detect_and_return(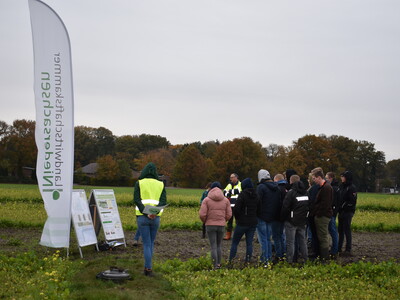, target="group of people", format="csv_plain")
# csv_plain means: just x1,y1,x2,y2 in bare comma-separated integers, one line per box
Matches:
132,162,357,276
199,168,357,269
